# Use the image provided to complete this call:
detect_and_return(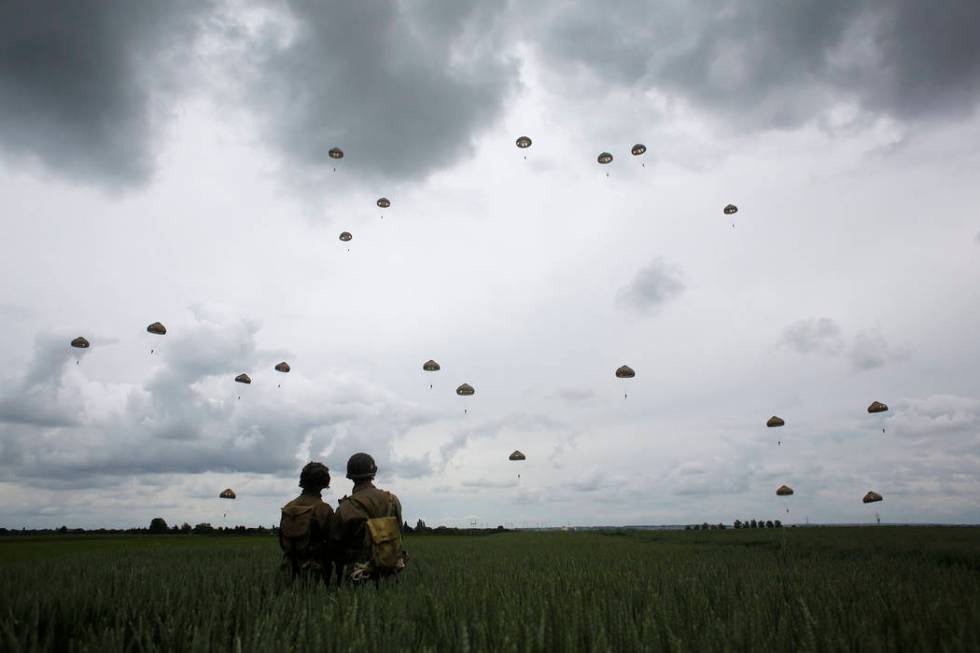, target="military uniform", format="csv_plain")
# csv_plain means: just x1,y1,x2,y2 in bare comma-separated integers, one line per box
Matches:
279,492,334,584
331,481,404,580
